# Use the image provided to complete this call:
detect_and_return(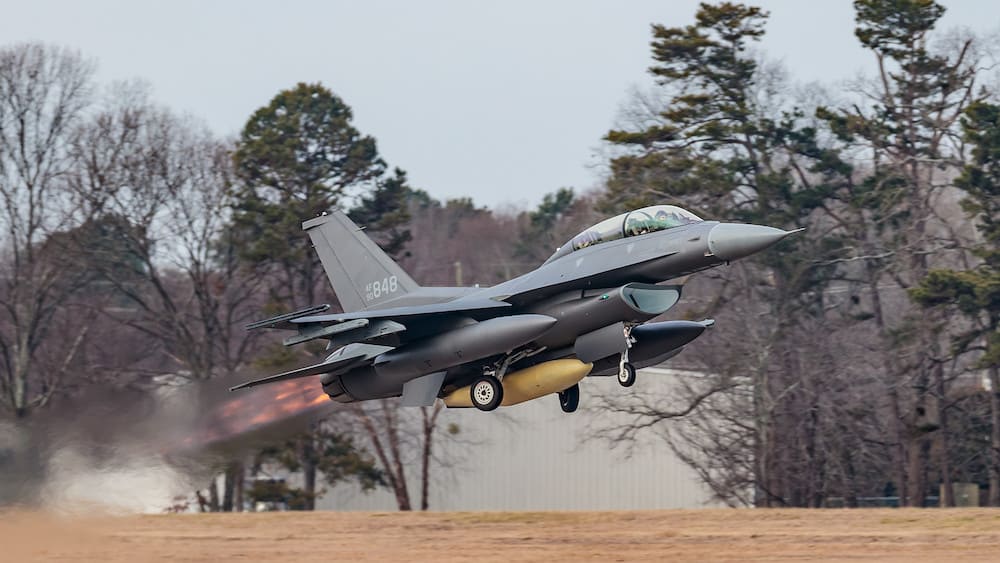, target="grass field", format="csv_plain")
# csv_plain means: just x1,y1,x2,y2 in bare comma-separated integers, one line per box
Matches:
5,508,1000,561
